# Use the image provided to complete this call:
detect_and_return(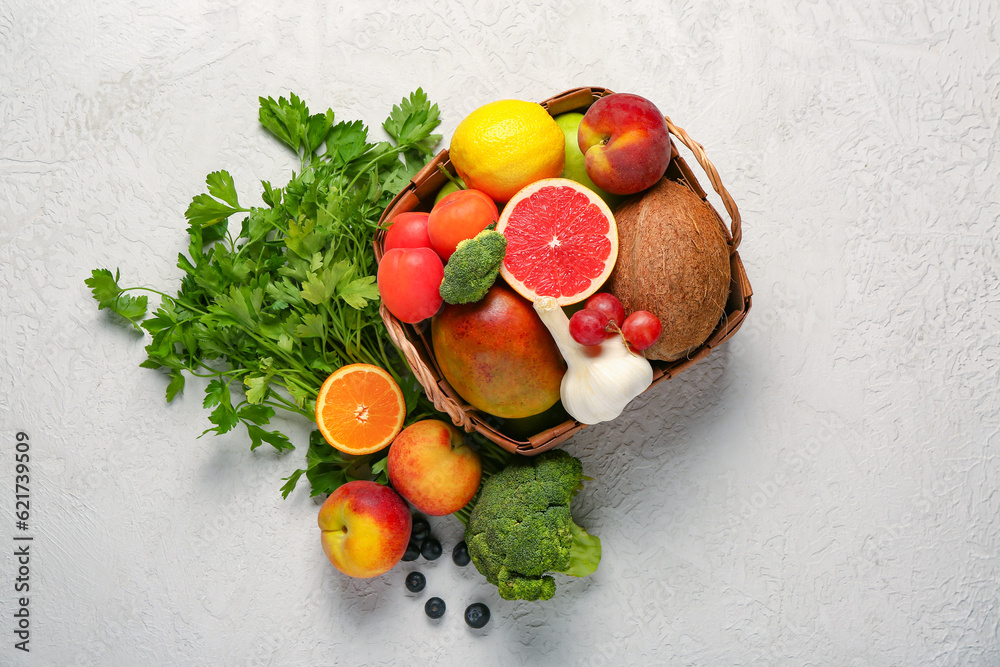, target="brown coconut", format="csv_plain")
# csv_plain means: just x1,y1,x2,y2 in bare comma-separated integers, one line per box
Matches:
606,178,731,362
